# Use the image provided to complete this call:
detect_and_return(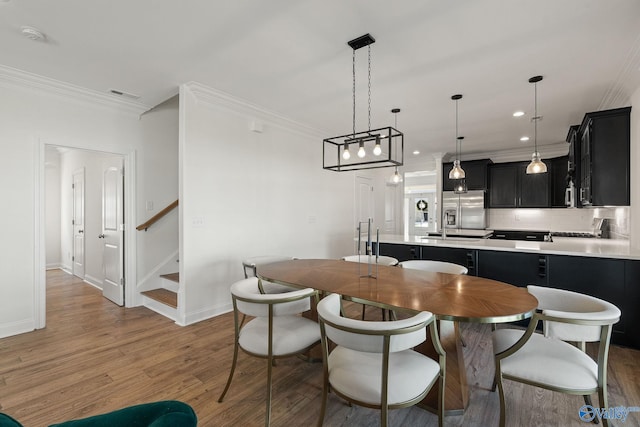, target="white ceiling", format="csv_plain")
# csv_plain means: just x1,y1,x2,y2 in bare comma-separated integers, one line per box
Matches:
2,0,640,160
